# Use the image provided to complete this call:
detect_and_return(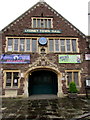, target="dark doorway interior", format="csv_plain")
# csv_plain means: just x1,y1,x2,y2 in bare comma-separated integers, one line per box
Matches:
28,70,58,96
